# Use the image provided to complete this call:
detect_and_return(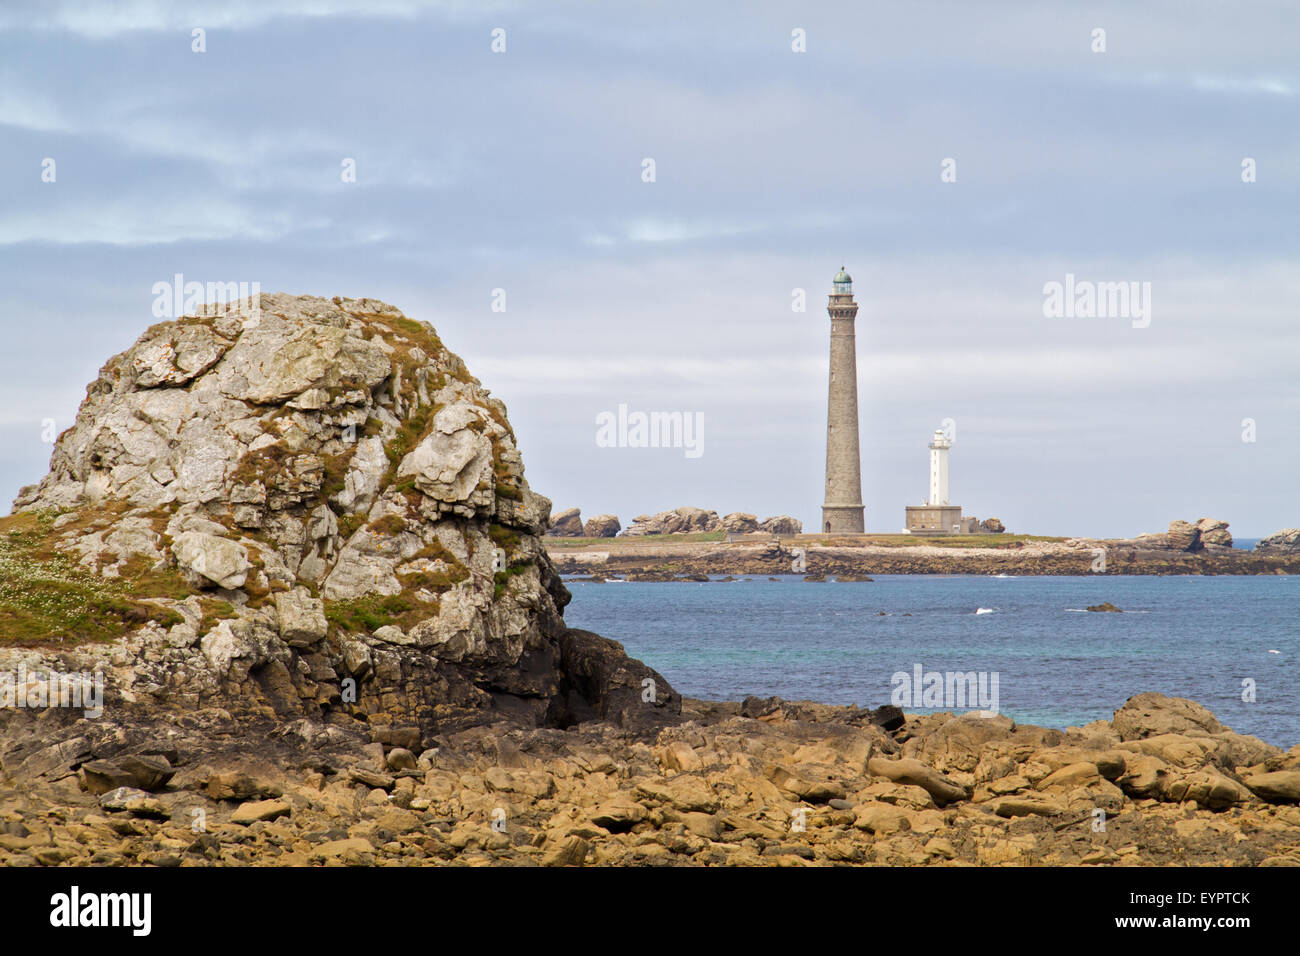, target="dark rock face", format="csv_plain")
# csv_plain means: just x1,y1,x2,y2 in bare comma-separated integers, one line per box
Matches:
555,629,682,732
979,517,1005,533
1086,602,1123,612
